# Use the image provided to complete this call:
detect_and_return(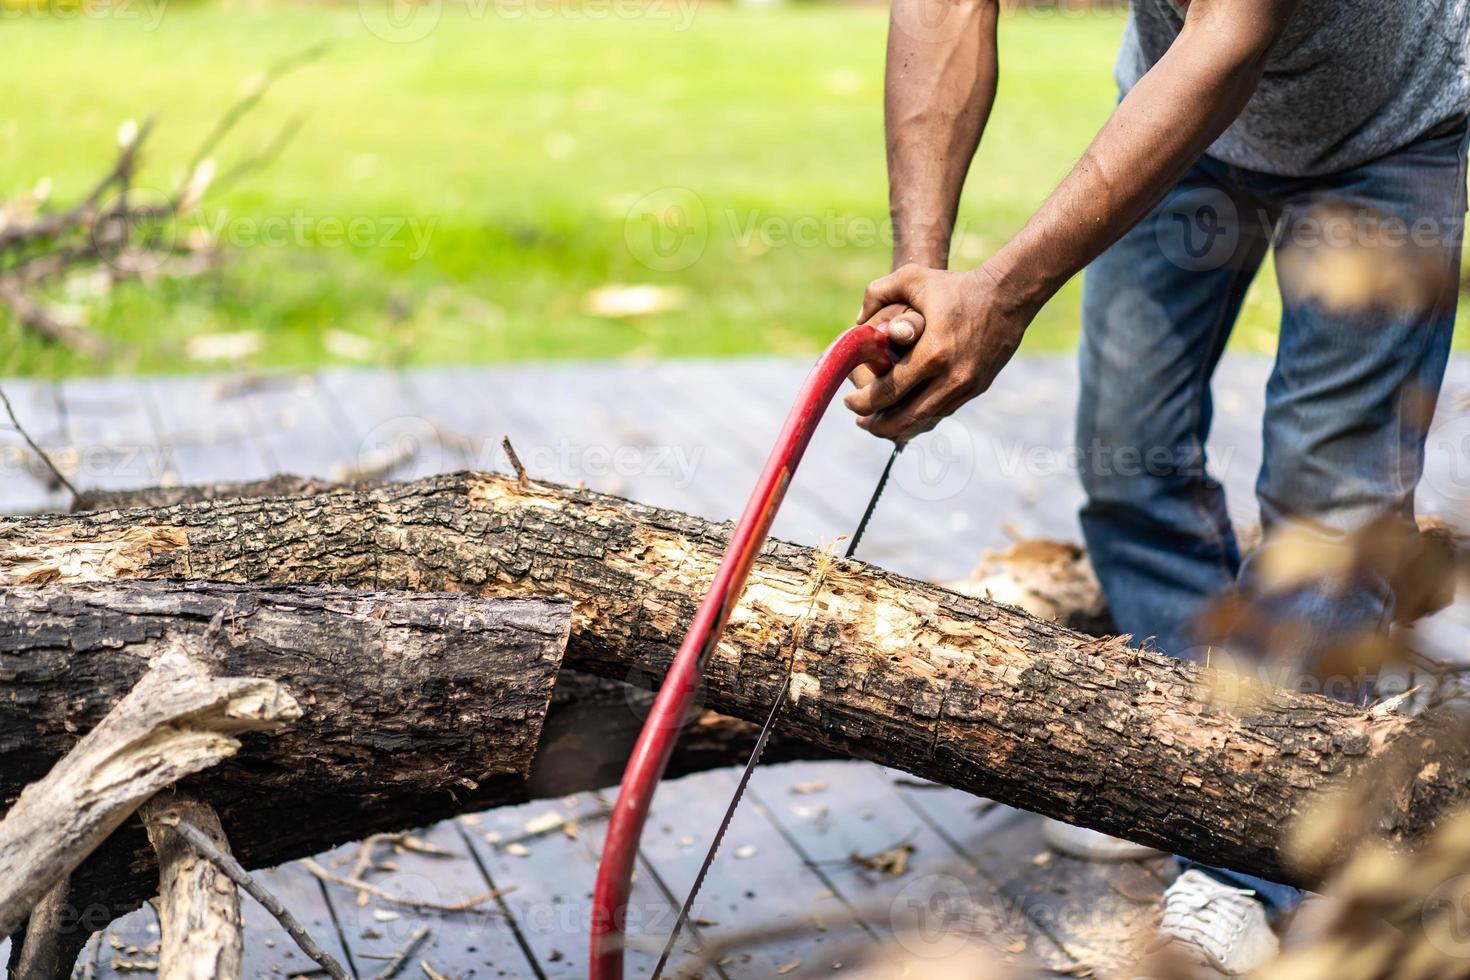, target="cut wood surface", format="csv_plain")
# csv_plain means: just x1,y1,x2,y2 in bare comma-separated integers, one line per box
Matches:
2,472,1466,887
0,647,297,937
141,794,243,980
